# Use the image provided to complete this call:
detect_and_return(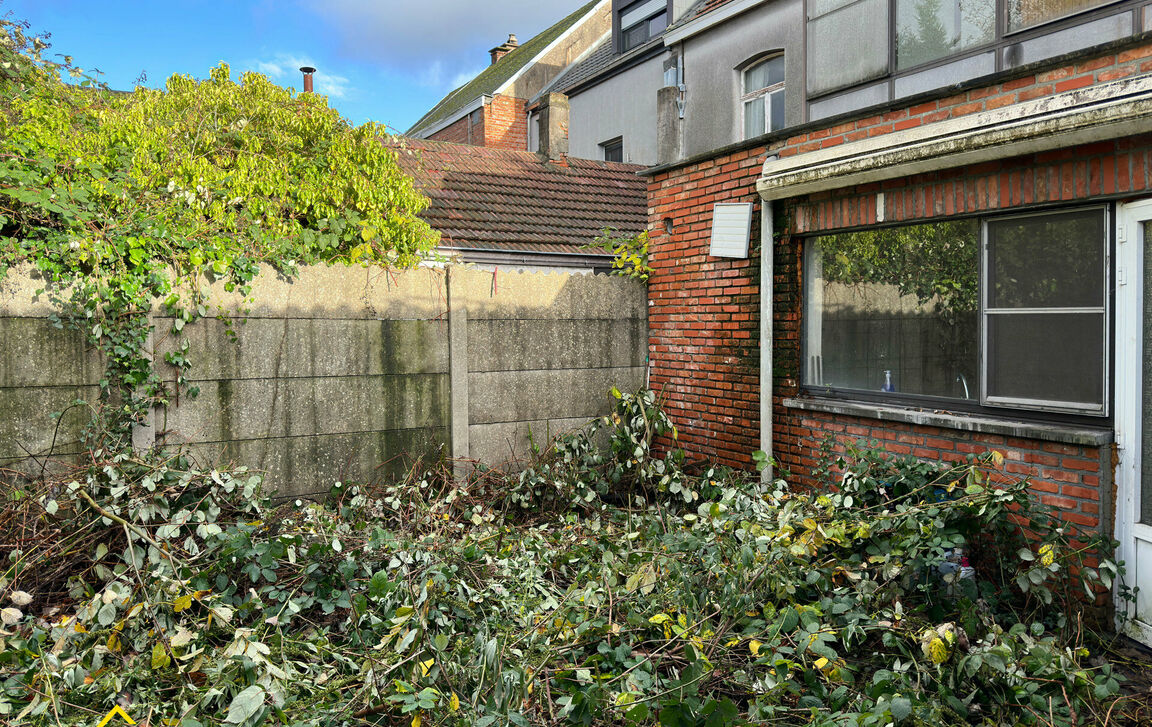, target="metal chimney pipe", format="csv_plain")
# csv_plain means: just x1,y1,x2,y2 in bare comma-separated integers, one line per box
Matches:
299,66,316,93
